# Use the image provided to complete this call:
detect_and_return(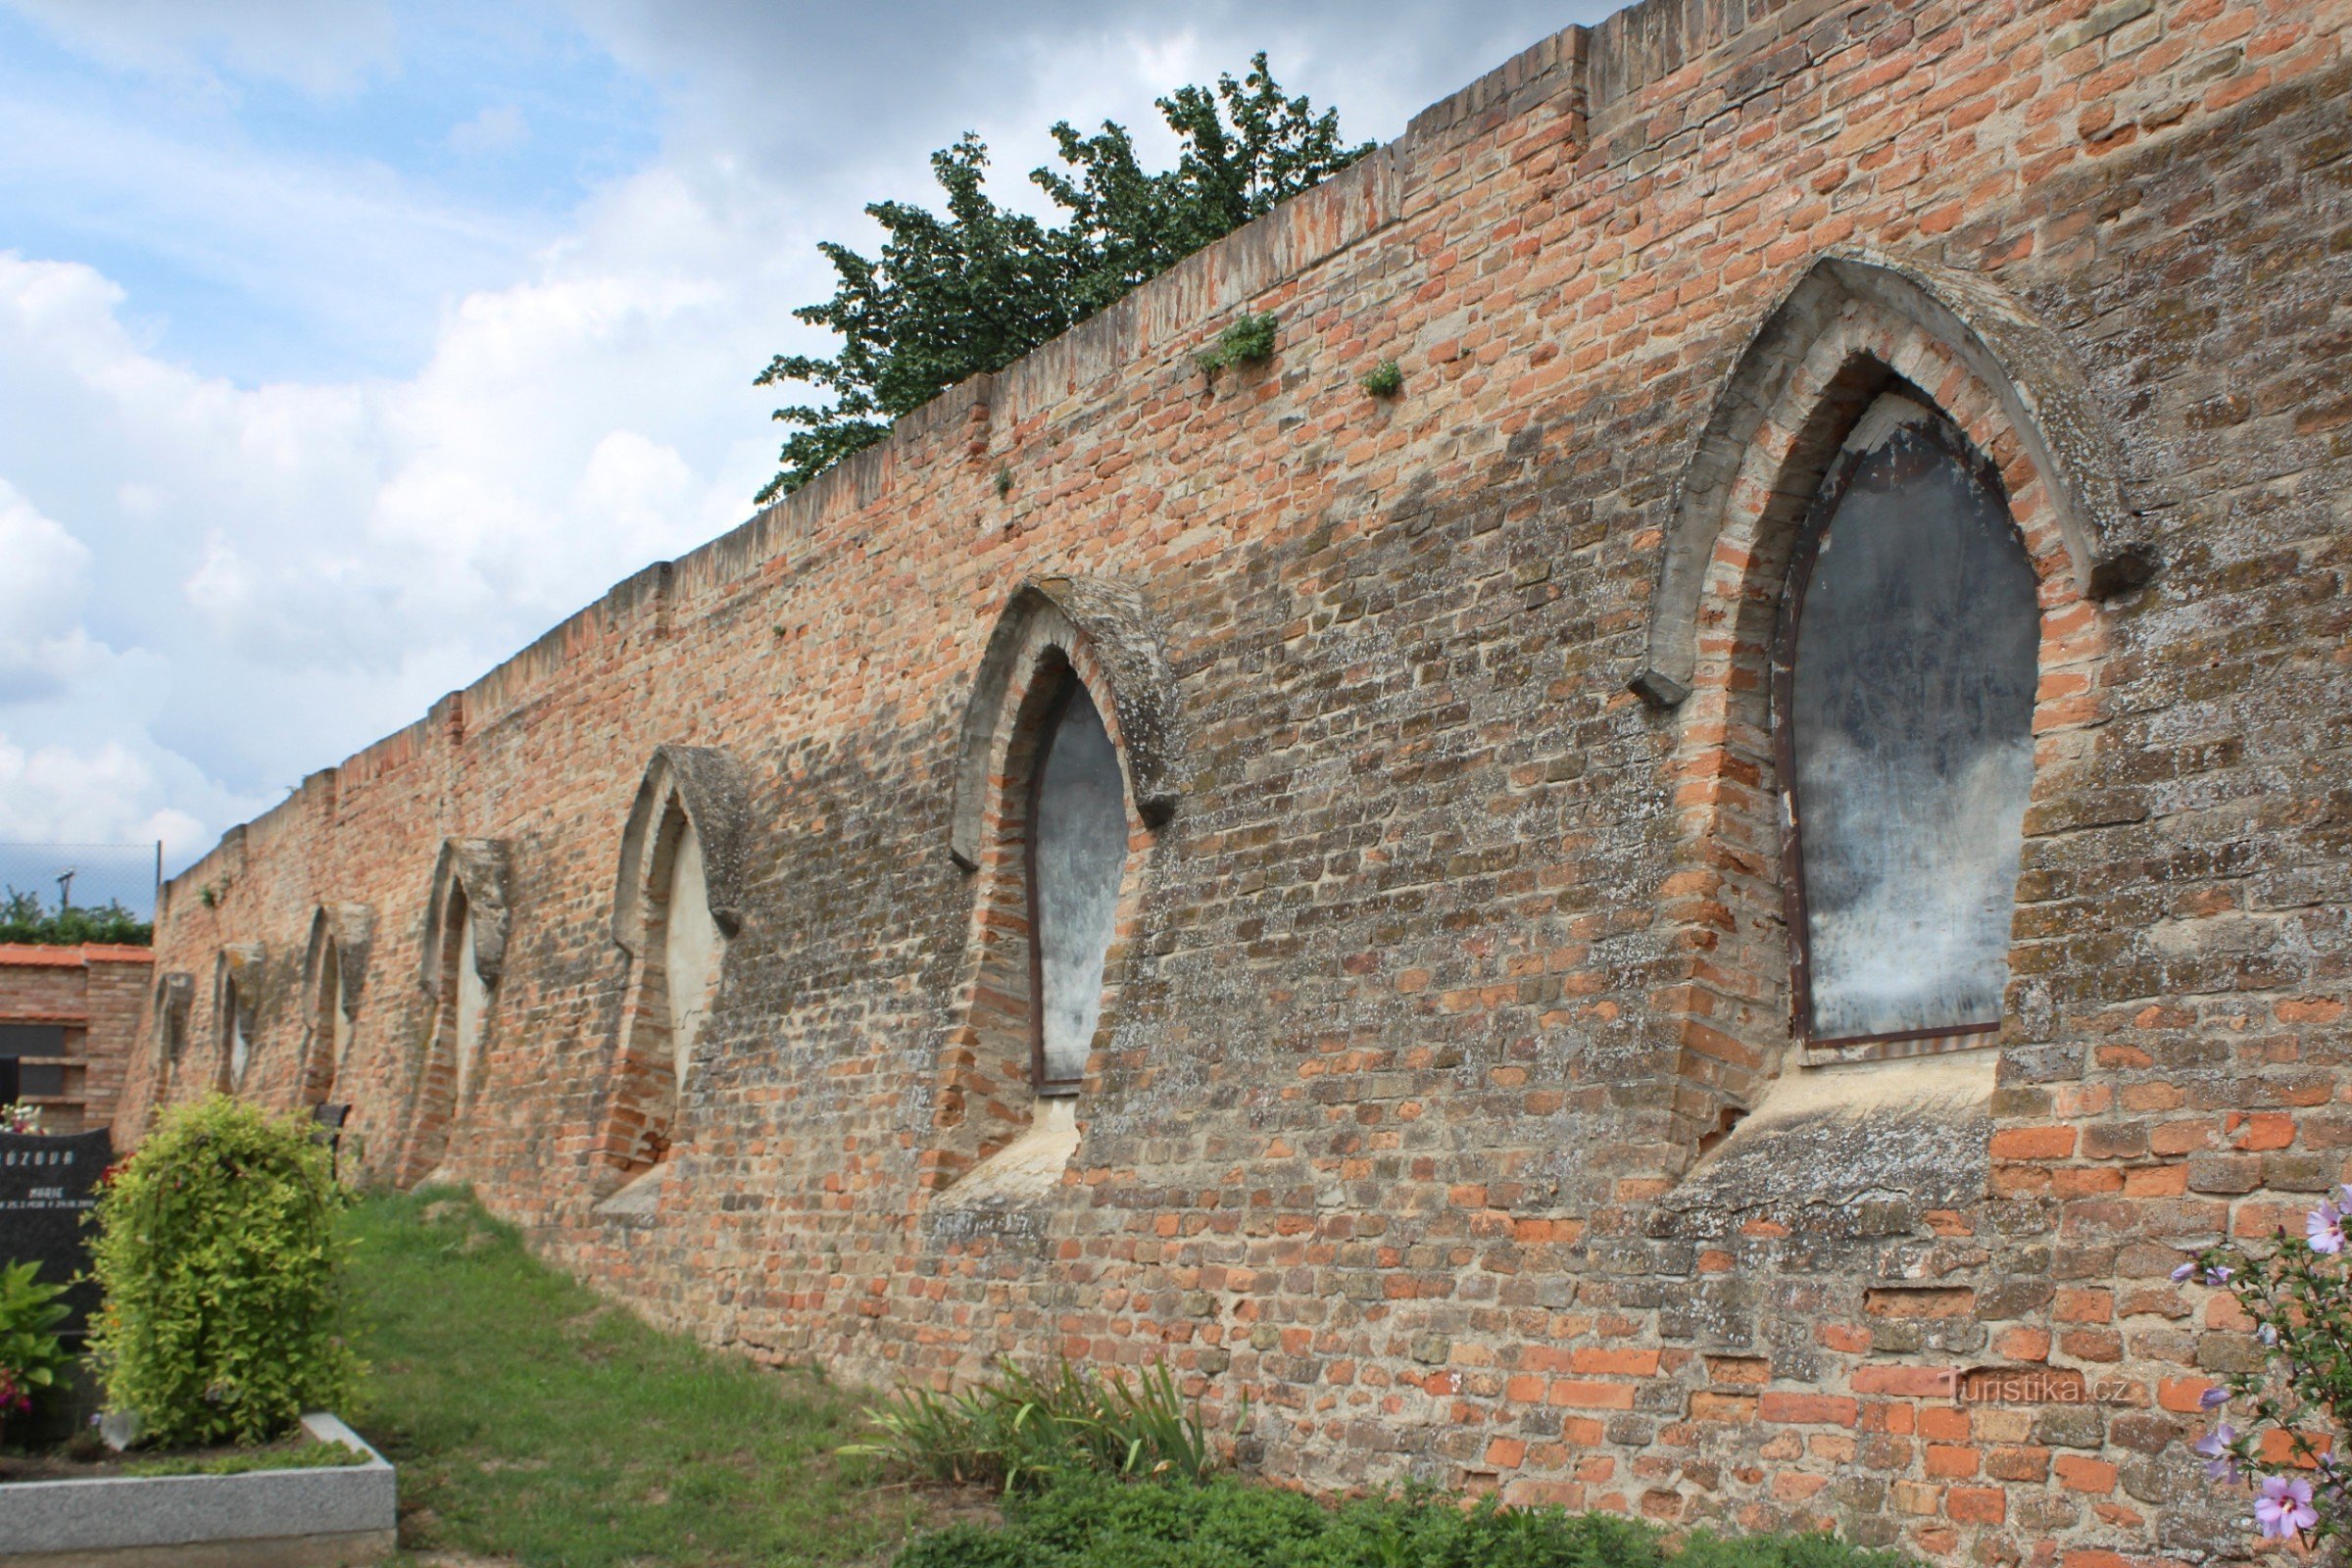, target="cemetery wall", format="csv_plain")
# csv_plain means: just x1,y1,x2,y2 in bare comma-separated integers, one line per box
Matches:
119,0,2352,1558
